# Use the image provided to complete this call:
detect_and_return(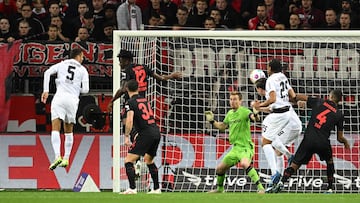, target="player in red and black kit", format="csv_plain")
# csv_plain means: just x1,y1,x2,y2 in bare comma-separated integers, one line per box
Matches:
121,79,162,194
272,89,350,193
108,49,181,141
